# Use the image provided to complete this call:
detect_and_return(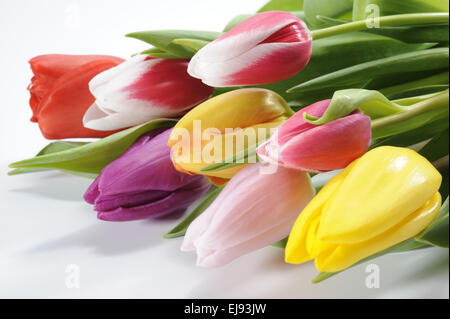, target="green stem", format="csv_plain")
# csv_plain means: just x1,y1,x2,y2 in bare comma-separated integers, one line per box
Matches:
311,13,449,40
371,92,449,130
